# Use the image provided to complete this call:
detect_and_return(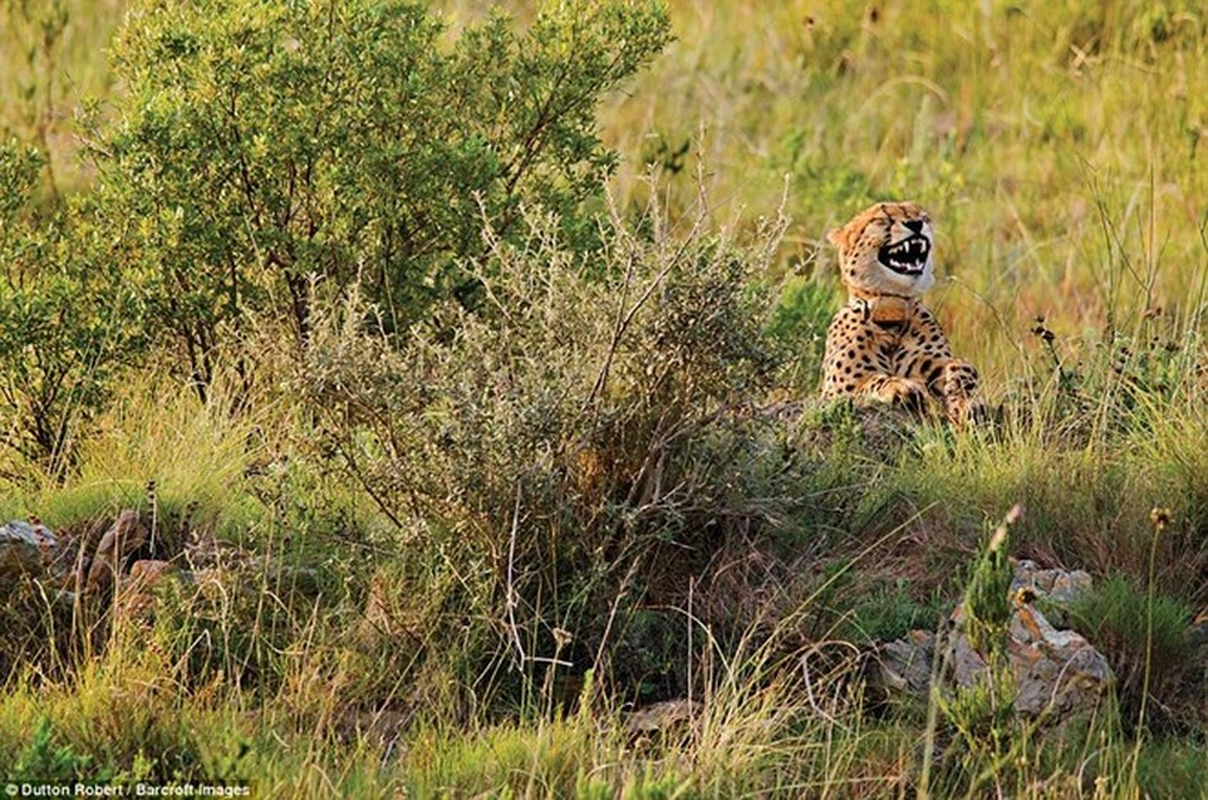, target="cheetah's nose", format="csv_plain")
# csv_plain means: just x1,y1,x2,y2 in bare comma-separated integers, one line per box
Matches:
904,220,924,235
